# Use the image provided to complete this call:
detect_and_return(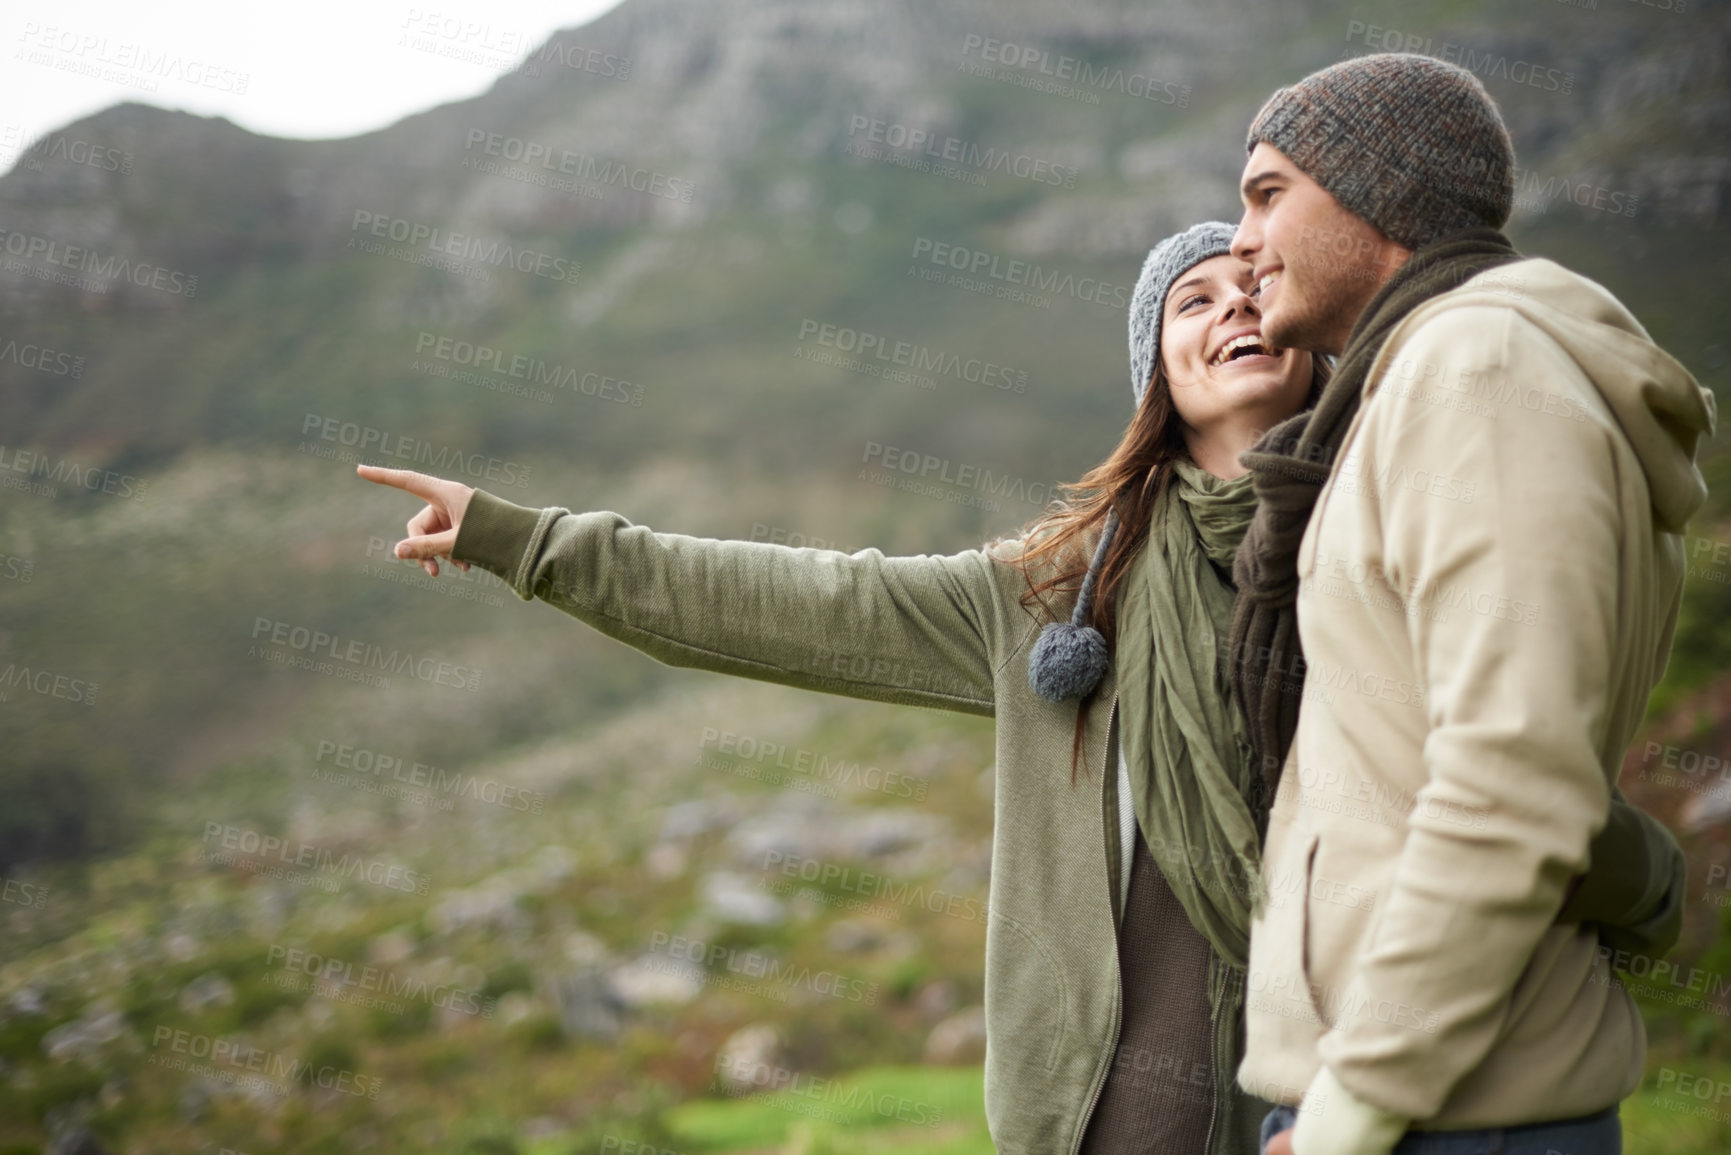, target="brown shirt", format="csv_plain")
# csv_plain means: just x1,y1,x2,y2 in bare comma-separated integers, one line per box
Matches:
1079,827,1219,1154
